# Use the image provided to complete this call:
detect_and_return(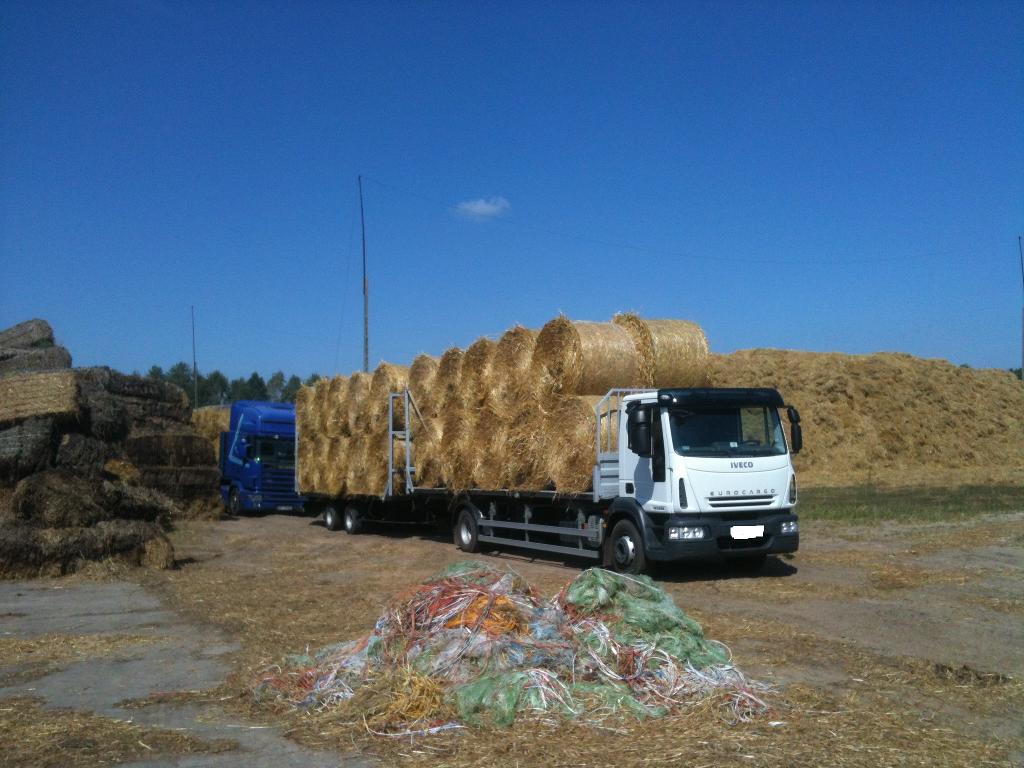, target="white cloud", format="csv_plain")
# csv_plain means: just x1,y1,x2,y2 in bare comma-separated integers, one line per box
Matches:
454,196,510,221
